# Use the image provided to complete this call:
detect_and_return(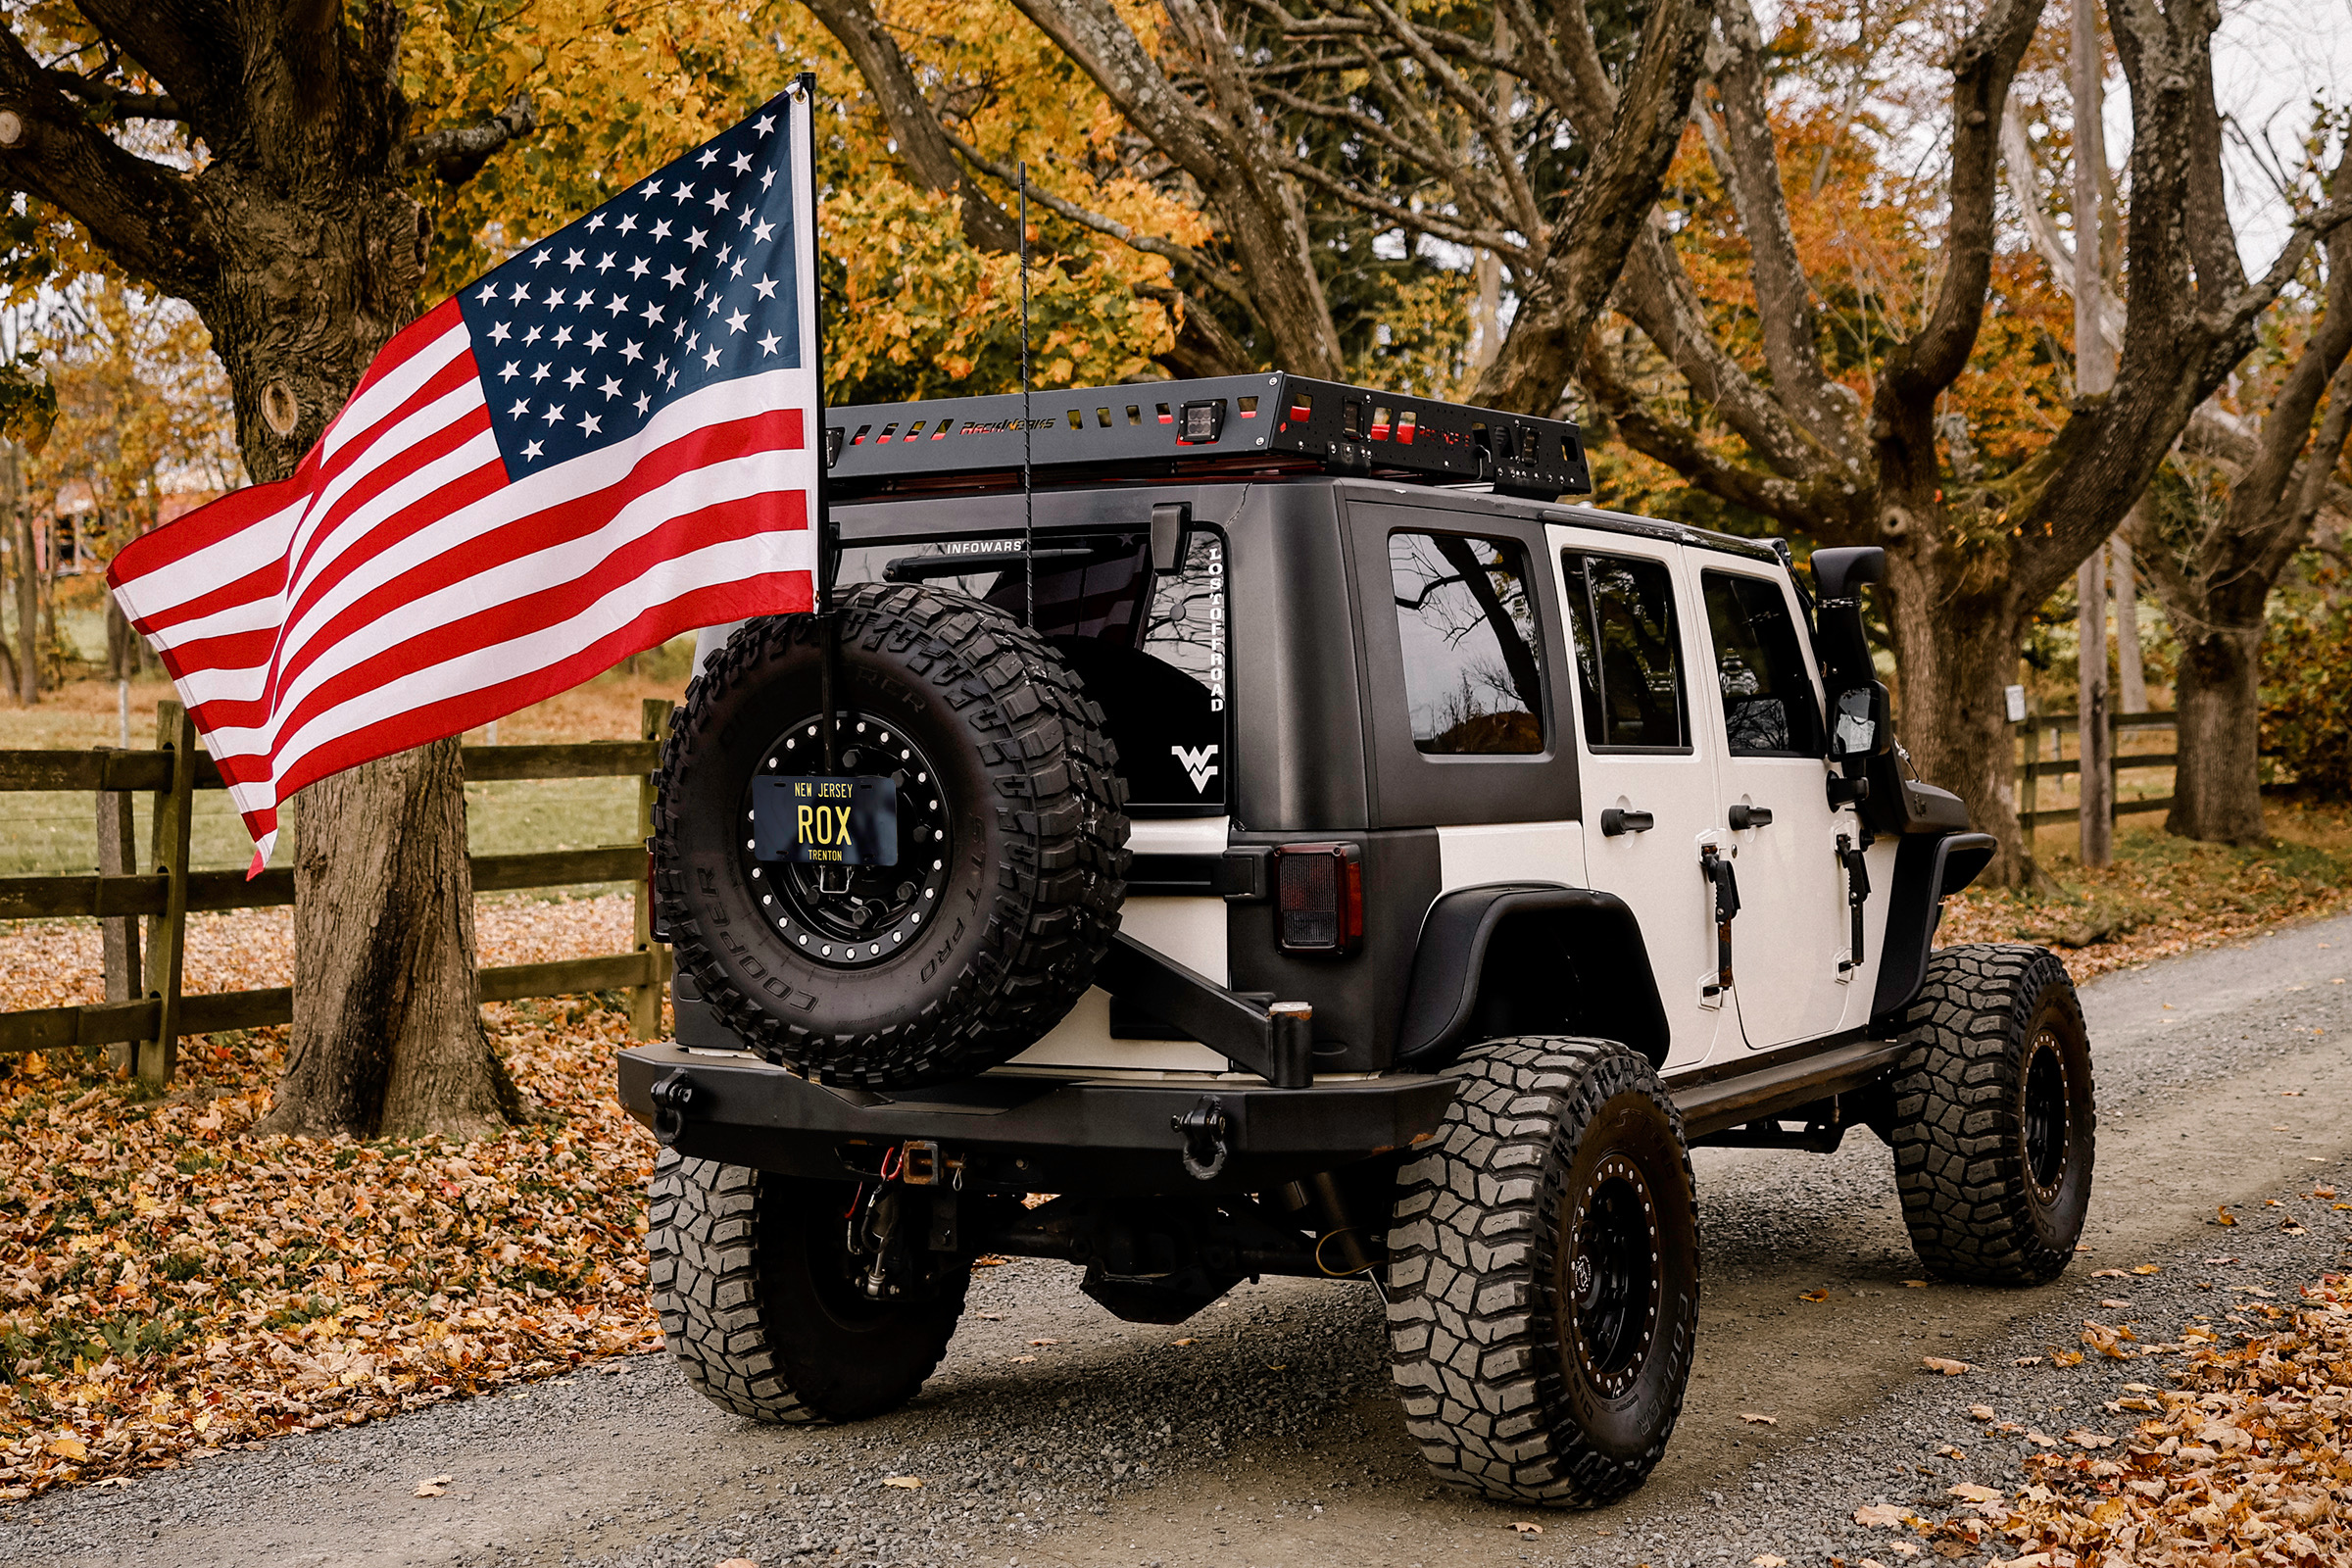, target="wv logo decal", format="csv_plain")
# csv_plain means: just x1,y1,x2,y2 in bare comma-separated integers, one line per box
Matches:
1170,744,1220,794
